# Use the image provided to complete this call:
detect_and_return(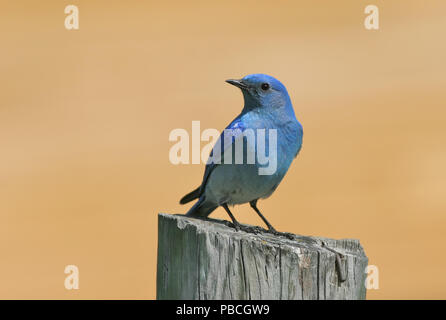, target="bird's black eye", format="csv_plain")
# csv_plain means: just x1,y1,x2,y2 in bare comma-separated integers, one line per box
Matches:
261,83,270,91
